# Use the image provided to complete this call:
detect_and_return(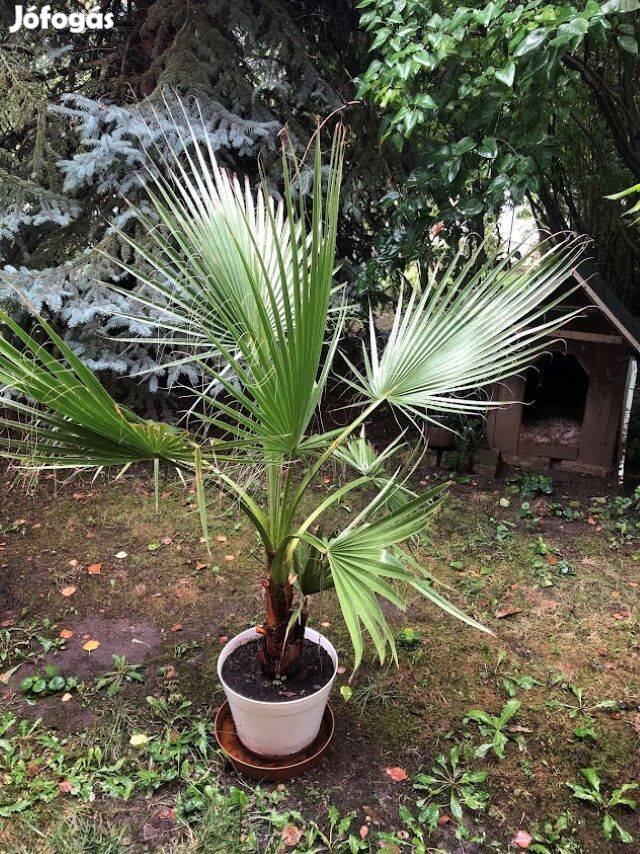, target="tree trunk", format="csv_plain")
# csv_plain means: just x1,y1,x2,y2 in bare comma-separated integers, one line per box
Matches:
258,577,307,678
